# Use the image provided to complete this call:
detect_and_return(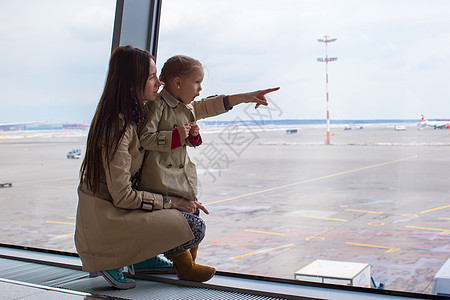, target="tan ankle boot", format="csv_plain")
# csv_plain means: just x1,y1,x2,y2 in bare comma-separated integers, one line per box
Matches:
165,250,215,282
190,245,199,262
